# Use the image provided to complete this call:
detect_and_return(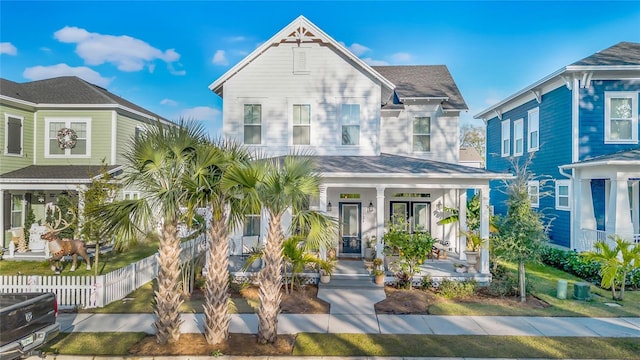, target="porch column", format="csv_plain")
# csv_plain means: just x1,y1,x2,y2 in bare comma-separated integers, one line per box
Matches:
319,185,328,259
479,186,490,274
632,181,639,234
375,186,385,259
0,189,4,247
574,178,596,251
458,190,468,261
77,185,87,239
606,174,633,241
